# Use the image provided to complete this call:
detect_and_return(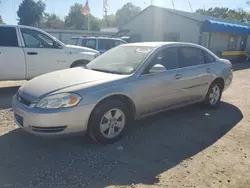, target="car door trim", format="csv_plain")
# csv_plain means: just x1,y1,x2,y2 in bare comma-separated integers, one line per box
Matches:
182,82,209,90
